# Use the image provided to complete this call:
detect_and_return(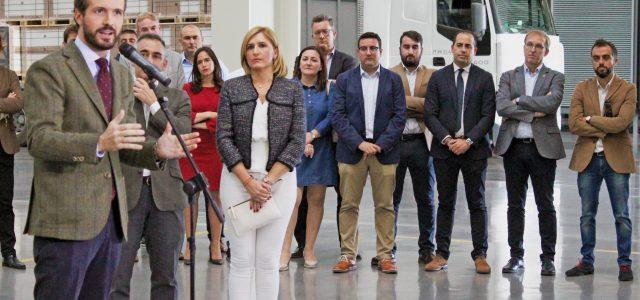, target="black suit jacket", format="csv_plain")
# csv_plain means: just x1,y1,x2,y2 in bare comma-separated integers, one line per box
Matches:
424,64,496,160
328,50,357,80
